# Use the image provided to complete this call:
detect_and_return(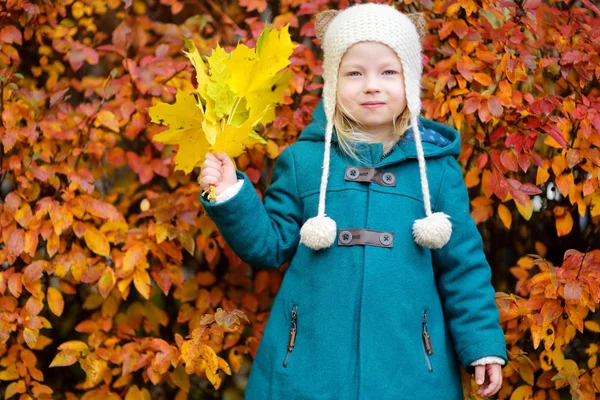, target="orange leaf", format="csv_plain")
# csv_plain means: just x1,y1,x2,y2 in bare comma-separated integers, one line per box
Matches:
85,197,124,221
122,243,147,275
582,178,598,197
23,327,39,347
509,385,533,400
5,380,27,398
254,270,270,293
98,267,116,299
536,166,550,185
228,346,245,373
8,228,25,257
47,232,60,258
197,271,216,286
23,260,45,283
464,168,480,188
31,382,53,397
58,340,88,352
97,110,120,133
515,196,533,220
564,281,583,303
0,364,19,381
452,19,468,38
150,269,172,296
47,287,64,317
473,72,493,86
551,154,567,176
498,203,512,229
133,269,151,299
554,206,573,237
24,229,39,257
84,228,110,257
14,203,32,228
555,173,574,197
8,273,22,298
584,320,600,333
49,351,79,367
